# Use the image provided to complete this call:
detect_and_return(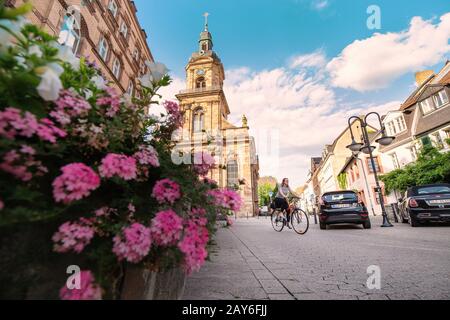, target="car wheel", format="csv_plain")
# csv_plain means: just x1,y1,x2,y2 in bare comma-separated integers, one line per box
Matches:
363,220,372,229
319,222,327,230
